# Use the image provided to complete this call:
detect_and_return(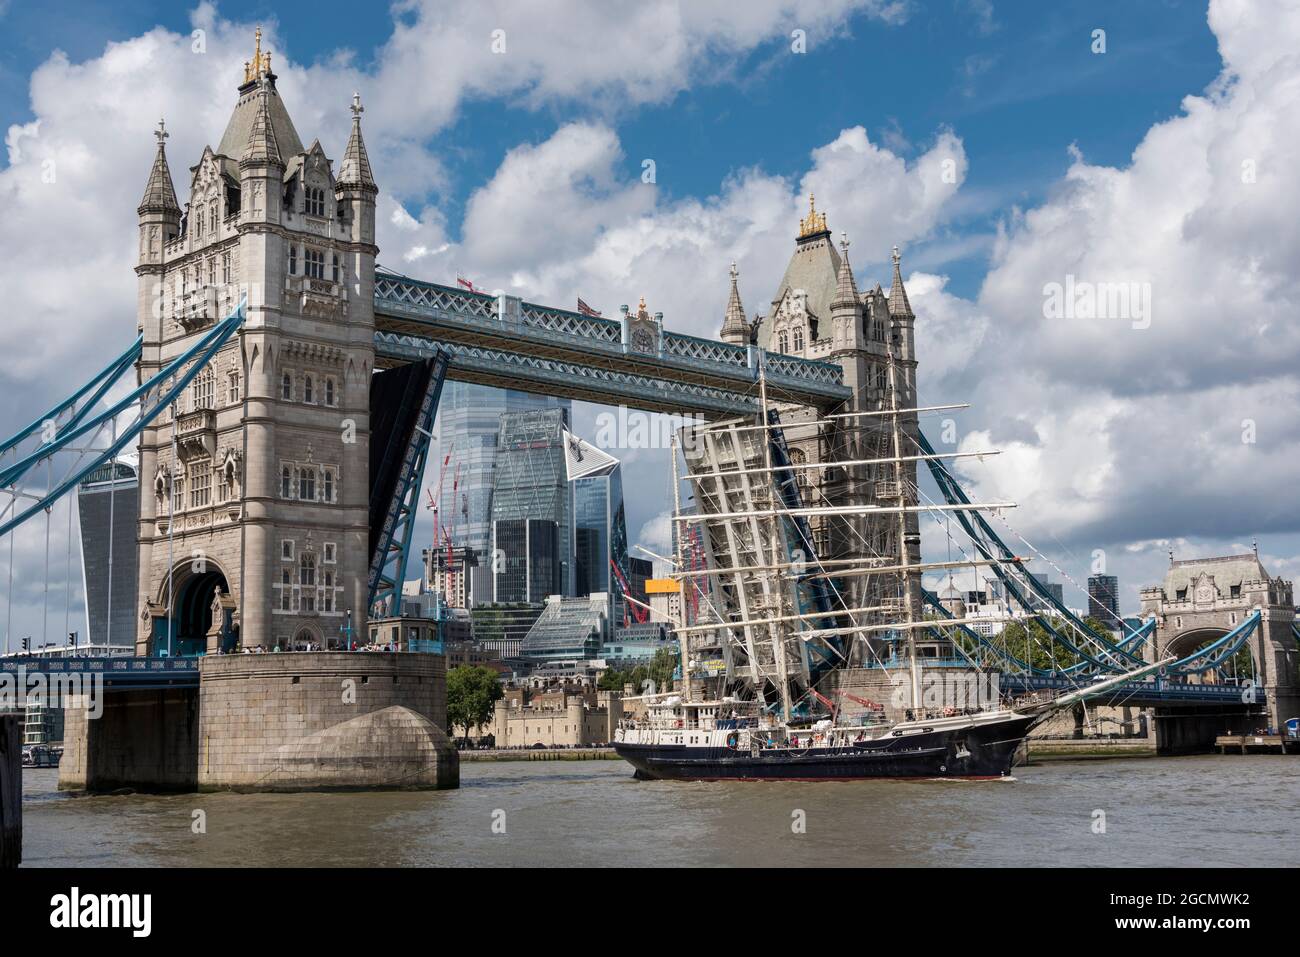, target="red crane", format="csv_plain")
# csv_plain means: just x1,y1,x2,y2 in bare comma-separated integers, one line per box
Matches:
610,559,648,626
